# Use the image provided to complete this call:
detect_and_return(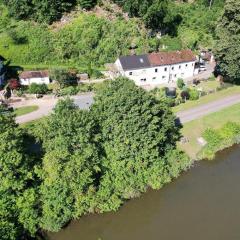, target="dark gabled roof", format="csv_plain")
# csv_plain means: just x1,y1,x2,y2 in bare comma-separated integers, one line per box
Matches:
119,54,151,71
0,55,6,62
118,50,196,71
